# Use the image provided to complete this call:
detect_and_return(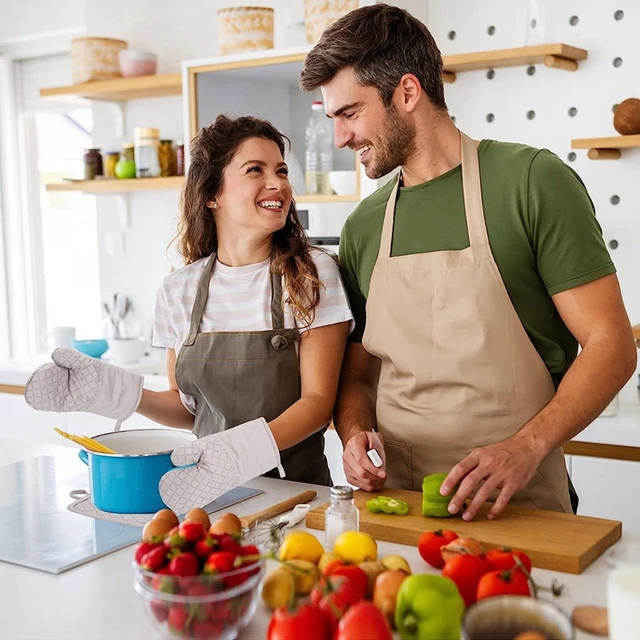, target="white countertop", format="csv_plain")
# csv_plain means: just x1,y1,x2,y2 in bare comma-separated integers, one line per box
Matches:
0,437,628,640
